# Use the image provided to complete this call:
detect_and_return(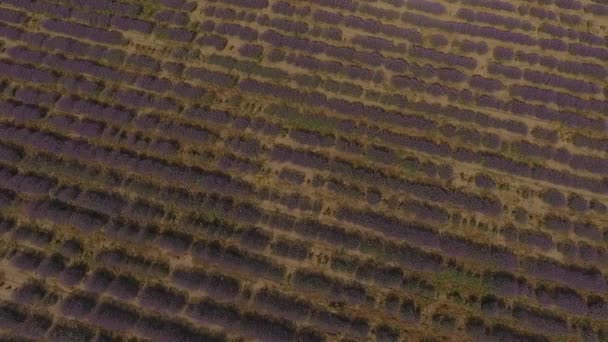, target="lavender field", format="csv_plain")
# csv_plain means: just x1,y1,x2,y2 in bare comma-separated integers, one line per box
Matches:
0,0,607,340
